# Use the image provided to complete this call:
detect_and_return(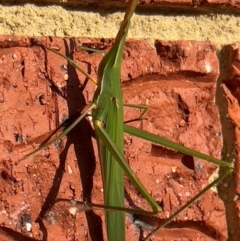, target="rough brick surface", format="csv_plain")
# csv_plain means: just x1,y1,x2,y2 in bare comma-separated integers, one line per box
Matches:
0,36,228,241
222,43,240,241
